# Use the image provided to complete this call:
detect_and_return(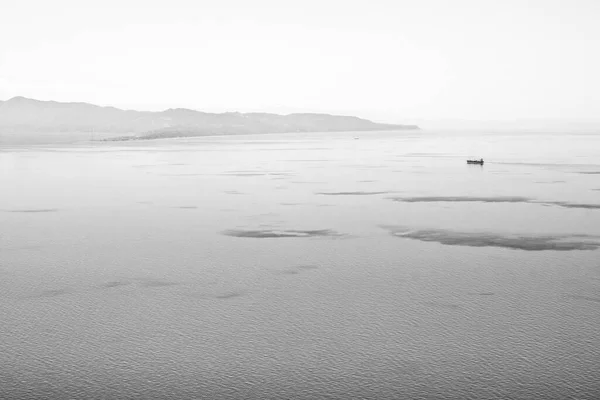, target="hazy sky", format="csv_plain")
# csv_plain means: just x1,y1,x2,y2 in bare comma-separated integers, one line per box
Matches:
1,0,599,122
